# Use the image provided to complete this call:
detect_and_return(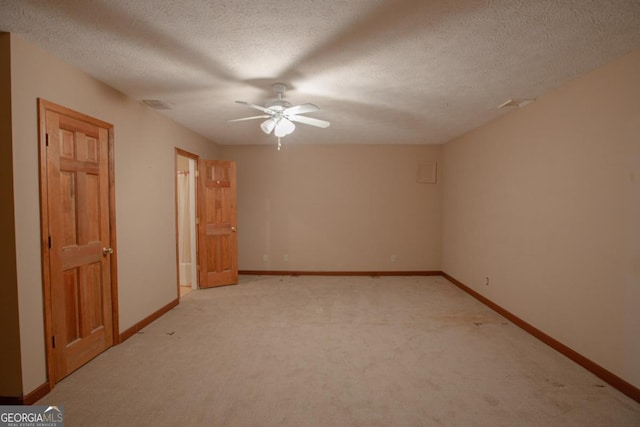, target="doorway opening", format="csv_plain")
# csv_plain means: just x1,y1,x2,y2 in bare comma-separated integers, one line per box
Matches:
175,149,198,297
